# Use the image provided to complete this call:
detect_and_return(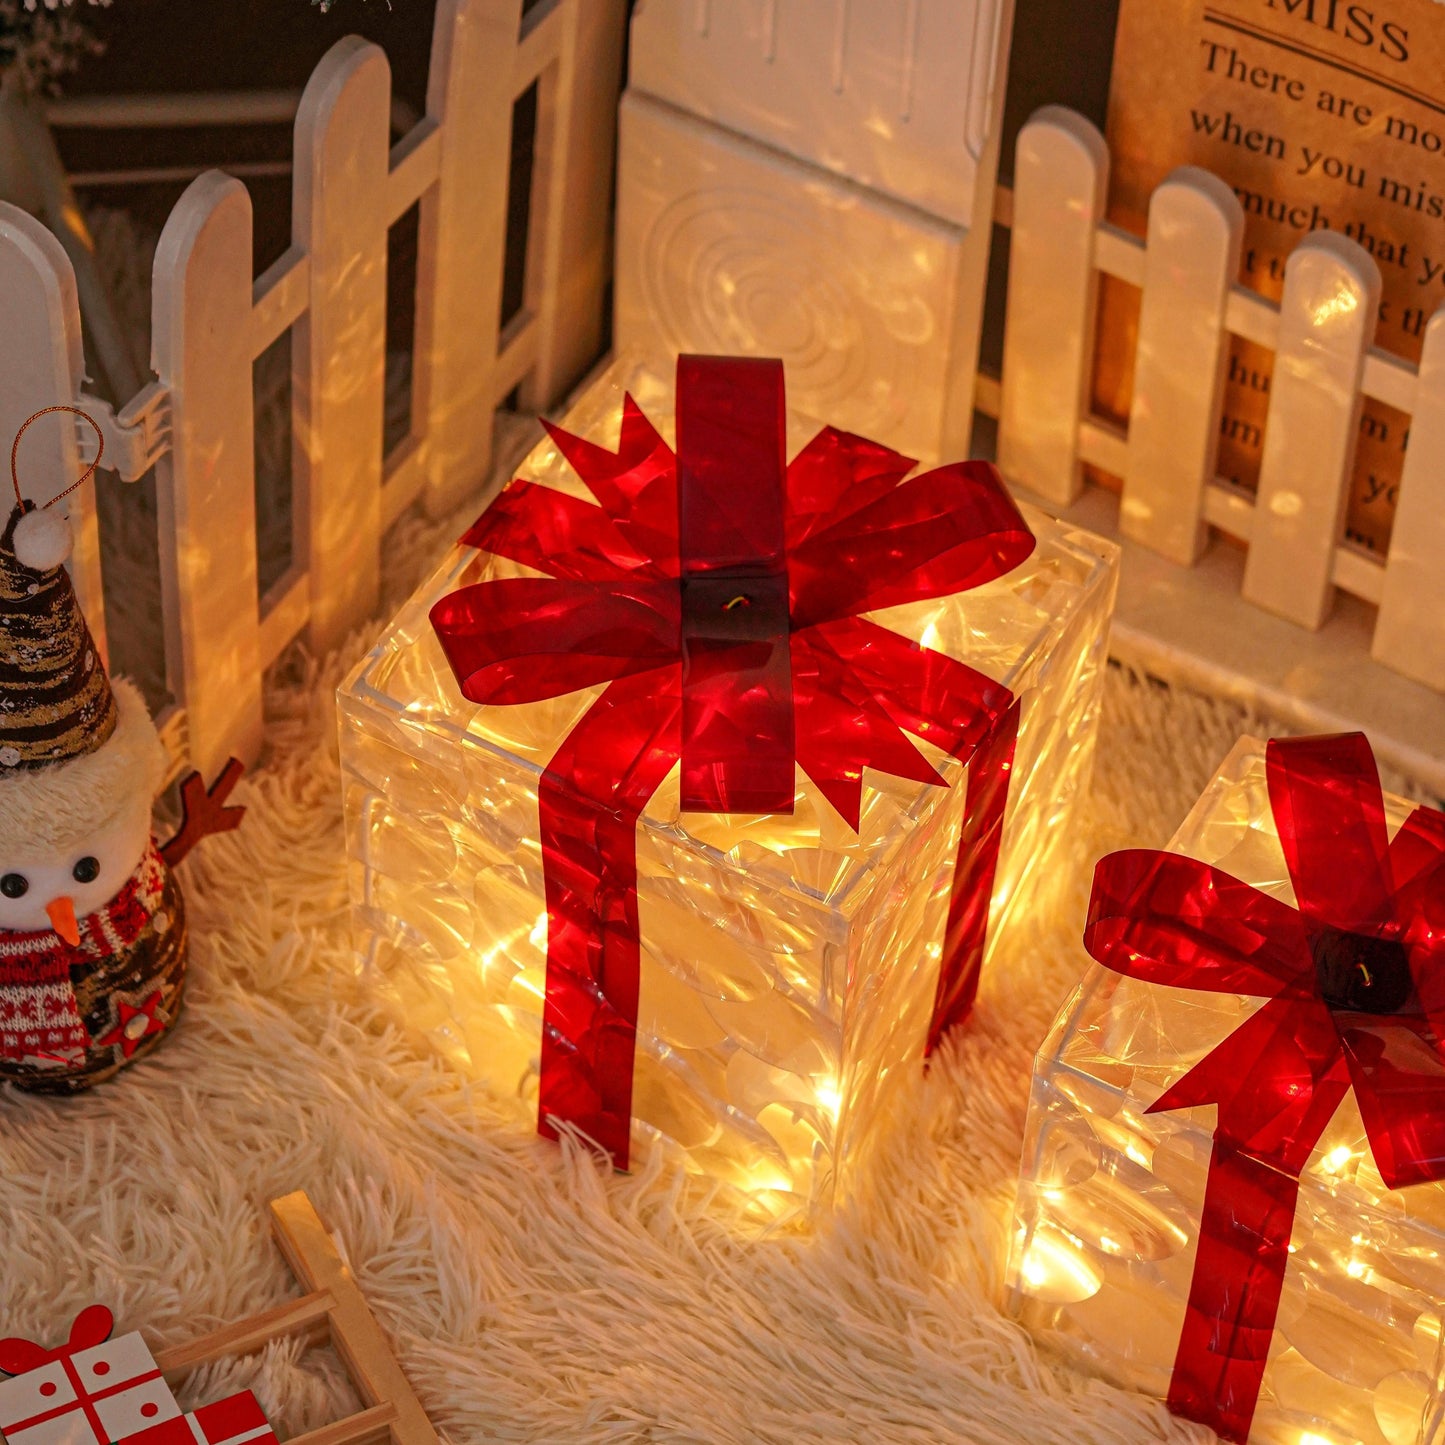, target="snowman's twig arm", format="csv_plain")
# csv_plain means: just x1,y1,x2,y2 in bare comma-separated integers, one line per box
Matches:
161,758,247,868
